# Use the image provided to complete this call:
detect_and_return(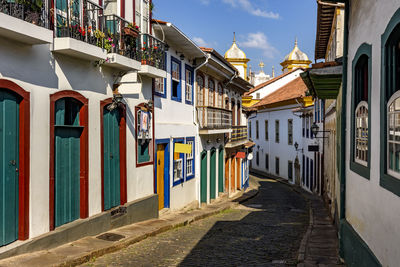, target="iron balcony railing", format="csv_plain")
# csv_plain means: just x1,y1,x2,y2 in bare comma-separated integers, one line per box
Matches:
55,0,104,47
103,14,141,61
0,0,49,28
231,126,248,142
197,106,232,130
141,33,166,70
